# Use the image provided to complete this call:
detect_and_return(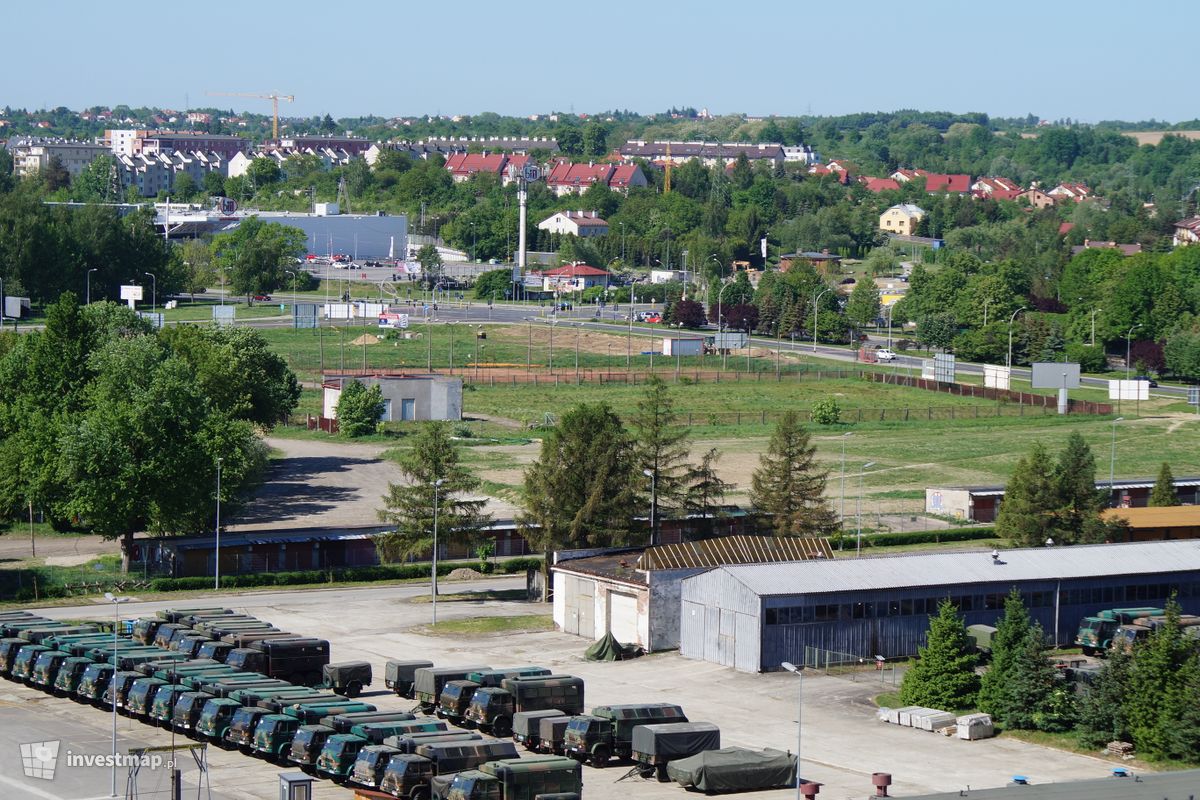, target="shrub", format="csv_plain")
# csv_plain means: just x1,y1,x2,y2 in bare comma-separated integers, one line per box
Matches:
811,398,842,425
